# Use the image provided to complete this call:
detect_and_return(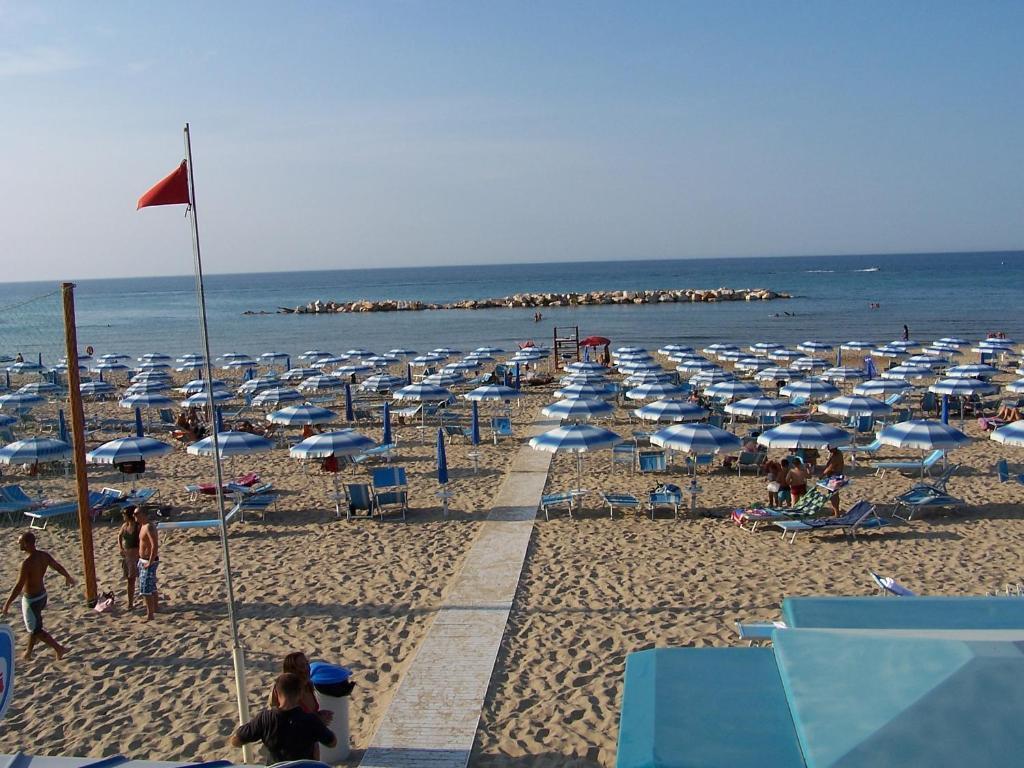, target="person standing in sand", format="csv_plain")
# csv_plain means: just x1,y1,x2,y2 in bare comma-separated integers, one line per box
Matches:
821,445,845,516
2,532,75,660
136,508,160,621
117,507,141,610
